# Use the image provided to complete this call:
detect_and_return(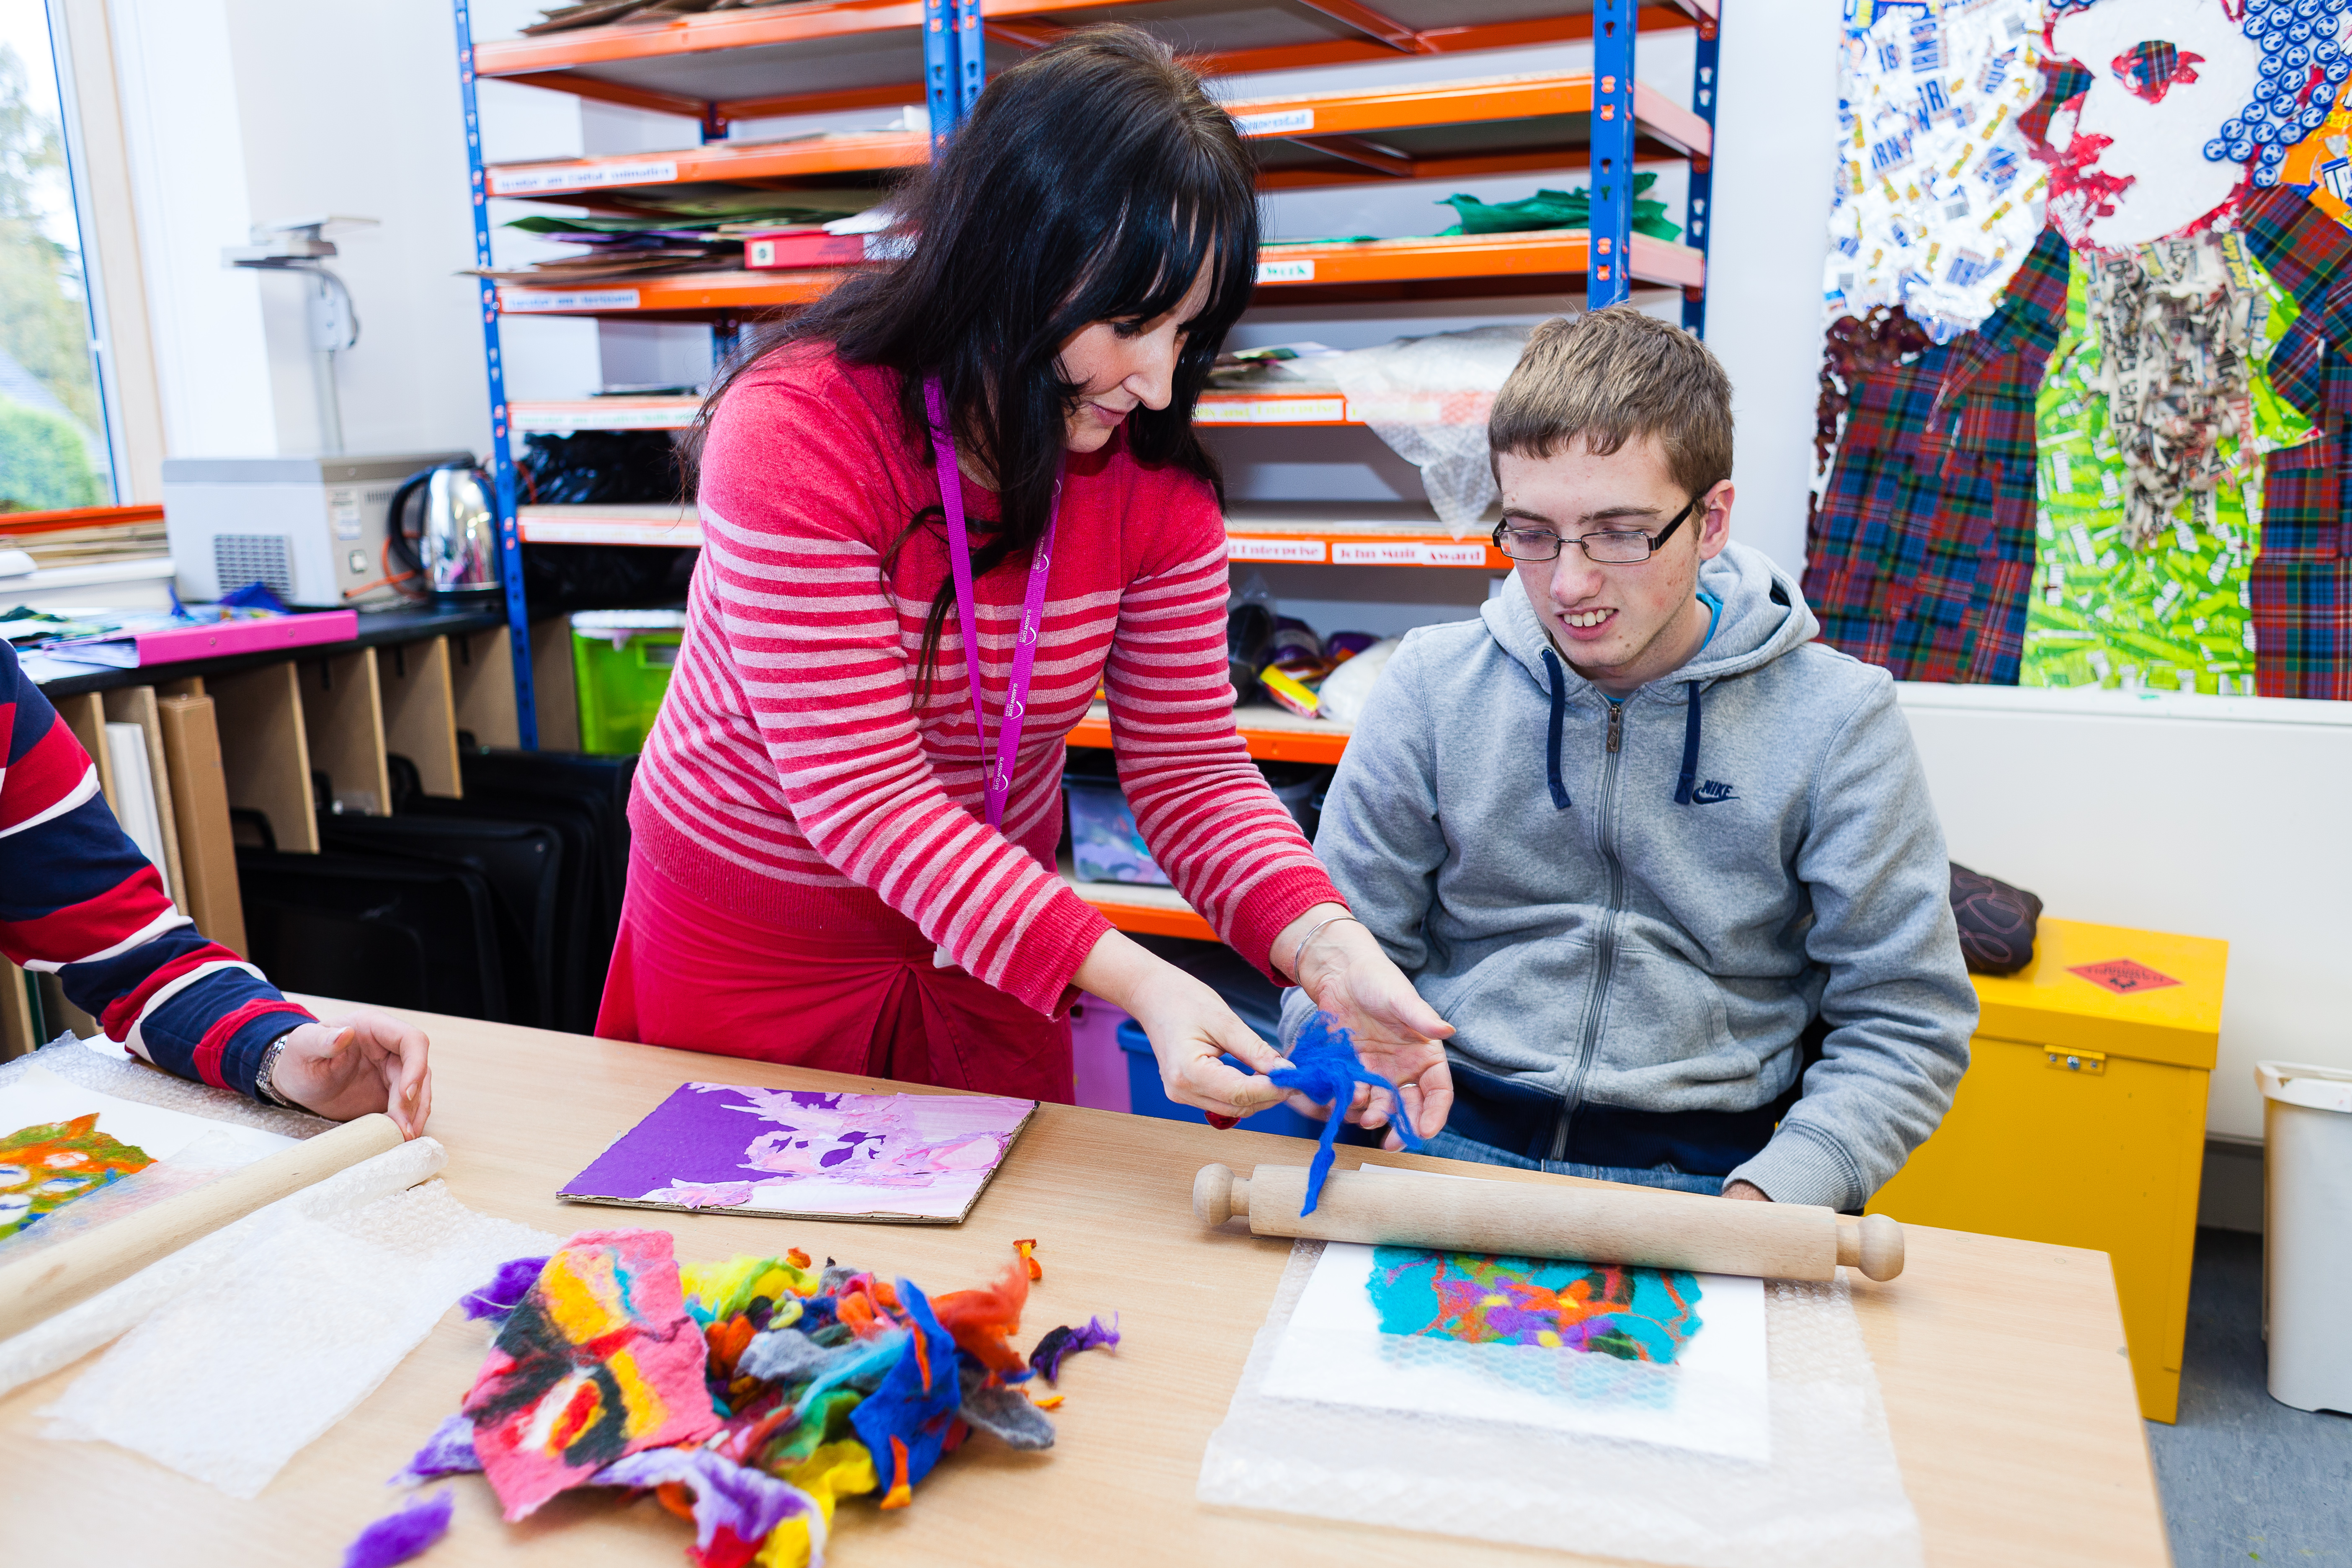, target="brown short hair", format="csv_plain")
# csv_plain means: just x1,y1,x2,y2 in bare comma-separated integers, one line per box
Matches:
1489,305,1734,499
